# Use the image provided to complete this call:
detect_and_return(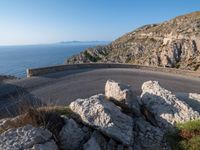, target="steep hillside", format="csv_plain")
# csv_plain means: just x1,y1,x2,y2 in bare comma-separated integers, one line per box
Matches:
66,11,200,71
